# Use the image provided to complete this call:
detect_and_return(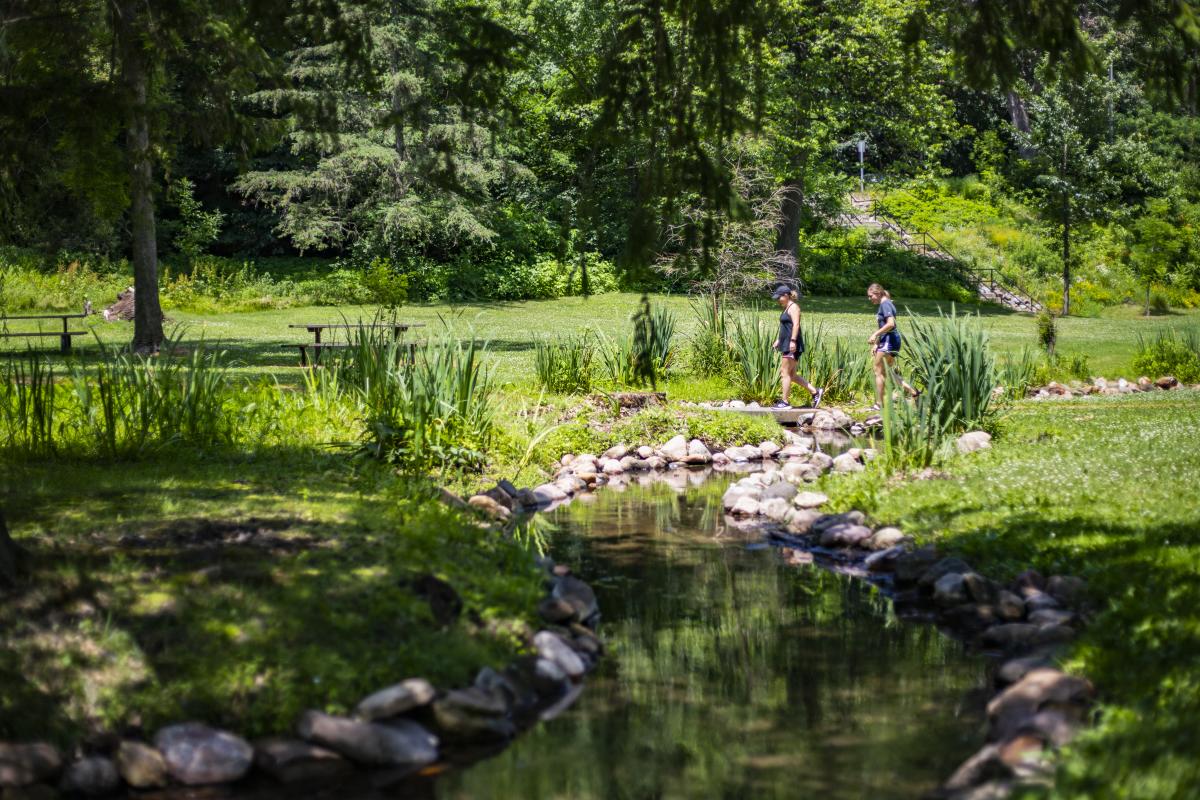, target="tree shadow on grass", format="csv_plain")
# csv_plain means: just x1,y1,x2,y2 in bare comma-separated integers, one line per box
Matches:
0,446,542,746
